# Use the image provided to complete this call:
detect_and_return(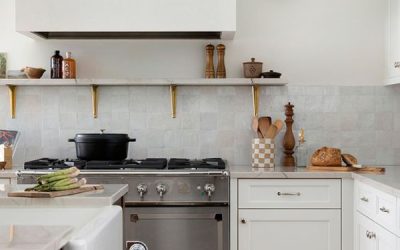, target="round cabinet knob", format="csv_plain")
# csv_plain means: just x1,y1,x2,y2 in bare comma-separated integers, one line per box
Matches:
204,184,216,198
241,218,247,224
156,184,167,198
137,184,148,198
